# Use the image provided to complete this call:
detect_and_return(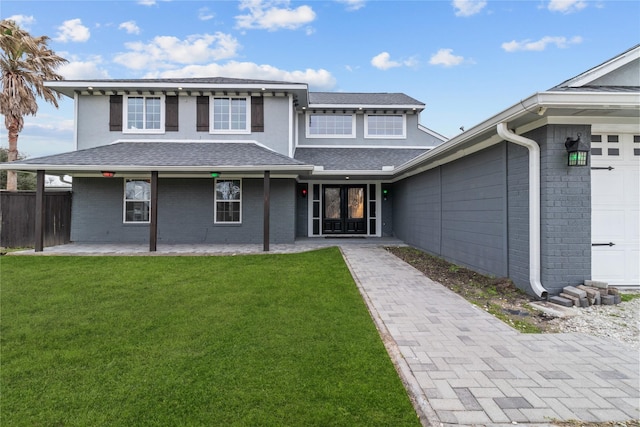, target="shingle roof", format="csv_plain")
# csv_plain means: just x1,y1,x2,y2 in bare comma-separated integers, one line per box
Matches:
308,92,424,107
16,142,307,167
294,147,428,171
